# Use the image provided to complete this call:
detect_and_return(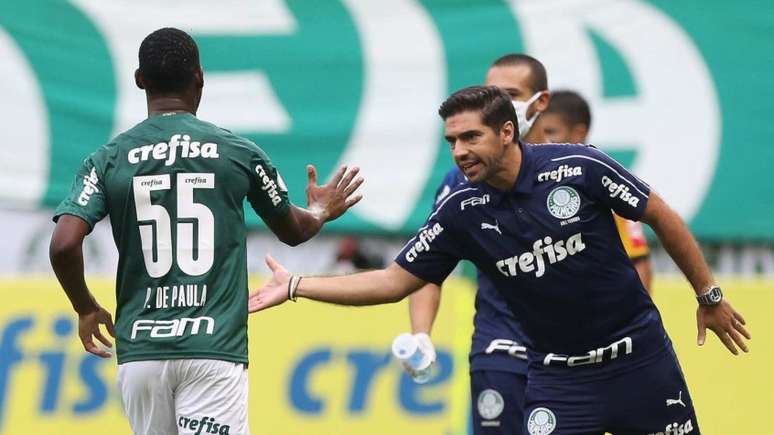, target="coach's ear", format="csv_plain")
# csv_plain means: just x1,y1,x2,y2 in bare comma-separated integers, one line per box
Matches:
501,120,516,145
135,69,145,90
